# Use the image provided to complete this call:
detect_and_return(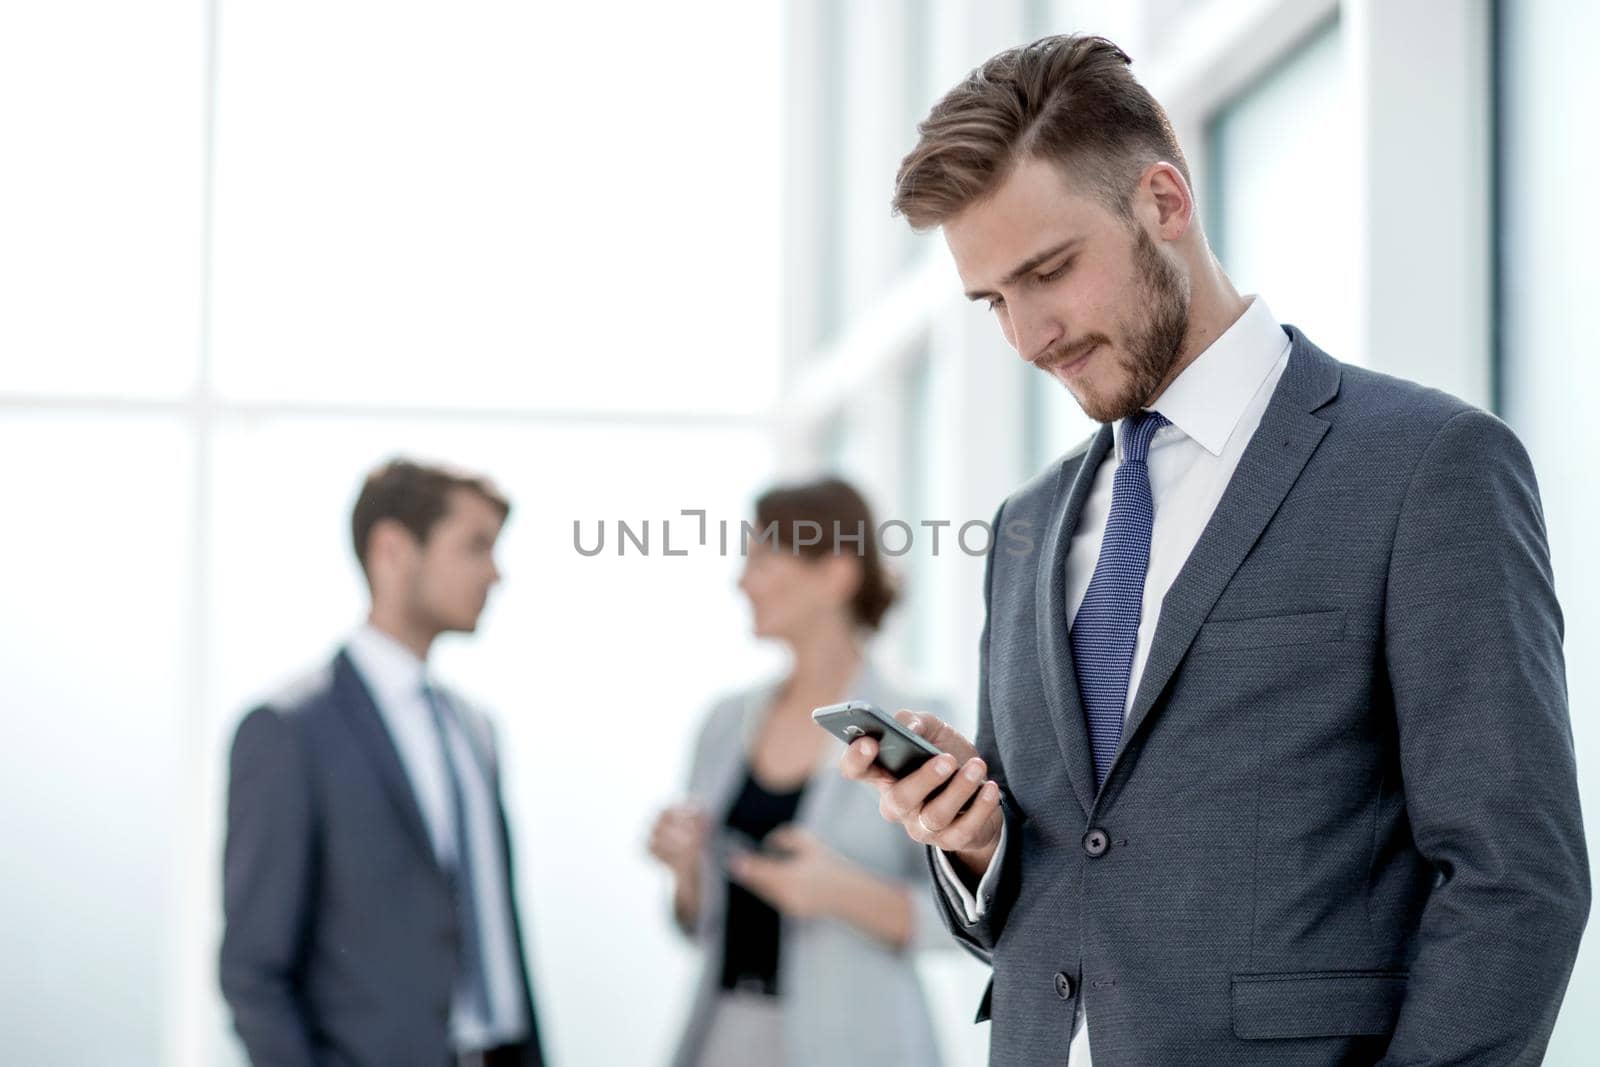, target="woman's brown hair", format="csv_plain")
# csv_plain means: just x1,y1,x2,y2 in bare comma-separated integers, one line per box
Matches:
753,476,899,631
